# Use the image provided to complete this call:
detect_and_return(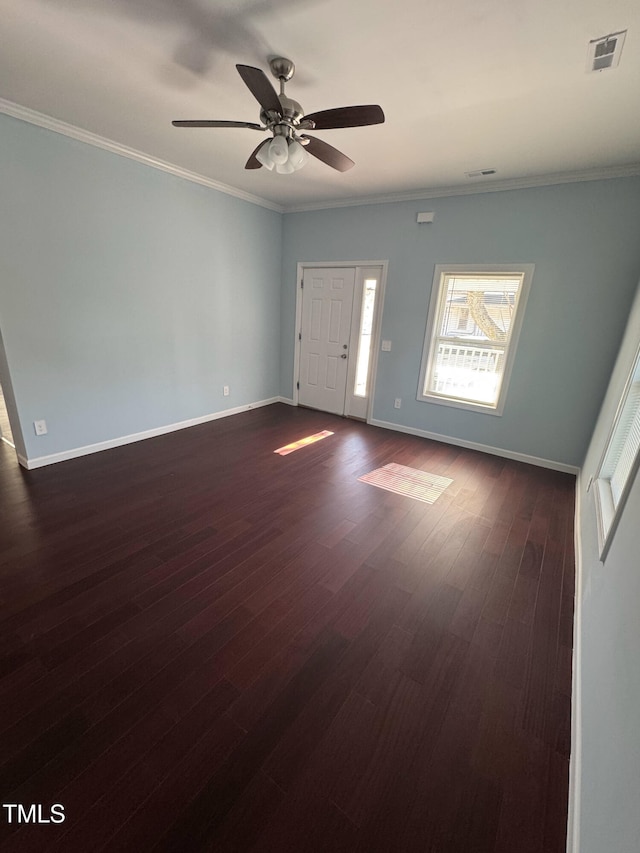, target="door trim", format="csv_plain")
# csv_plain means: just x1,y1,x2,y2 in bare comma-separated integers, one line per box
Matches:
293,260,388,423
